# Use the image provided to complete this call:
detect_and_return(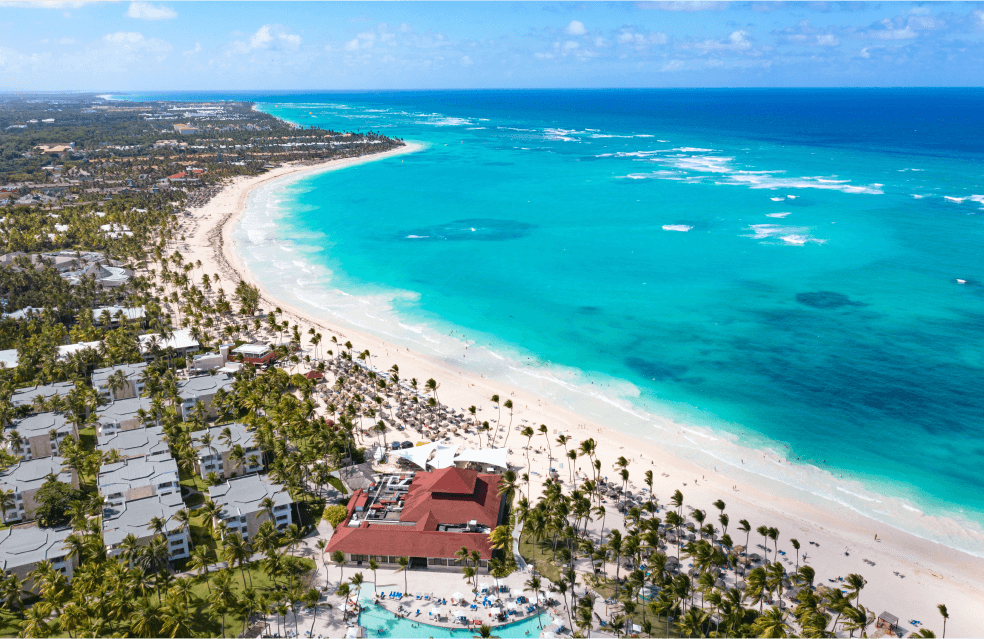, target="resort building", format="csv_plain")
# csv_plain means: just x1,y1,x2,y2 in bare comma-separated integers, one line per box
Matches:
138,328,200,362
91,305,146,327
325,467,505,571
91,362,147,400
102,492,190,561
190,423,263,479
95,396,153,440
4,412,78,460
96,425,171,460
190,344,233,373
232,343,275,366
208,473,293,540
10,381,75,408
0,457,77,524
0,526,77,592
97,456,180,509
176,373,234,421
